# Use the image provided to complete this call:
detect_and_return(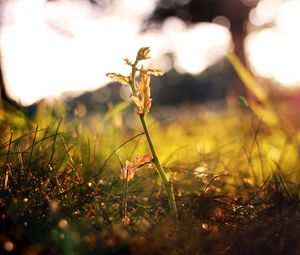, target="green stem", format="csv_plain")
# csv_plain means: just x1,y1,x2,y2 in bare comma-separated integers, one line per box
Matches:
129,60,139,96
139,114,178,223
